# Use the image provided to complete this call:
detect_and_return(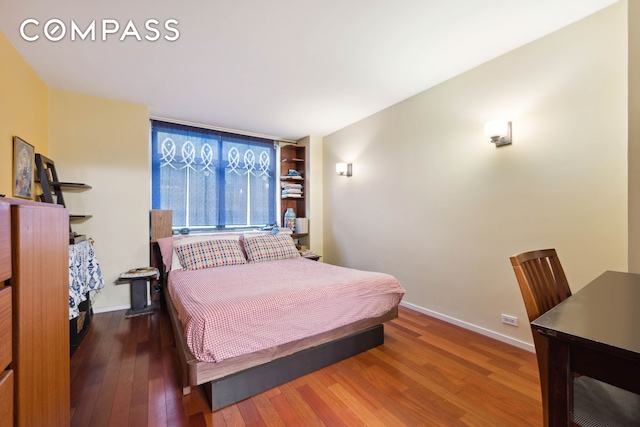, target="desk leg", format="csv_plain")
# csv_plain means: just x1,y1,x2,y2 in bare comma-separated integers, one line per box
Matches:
125,278,154,318
546,338,572,426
